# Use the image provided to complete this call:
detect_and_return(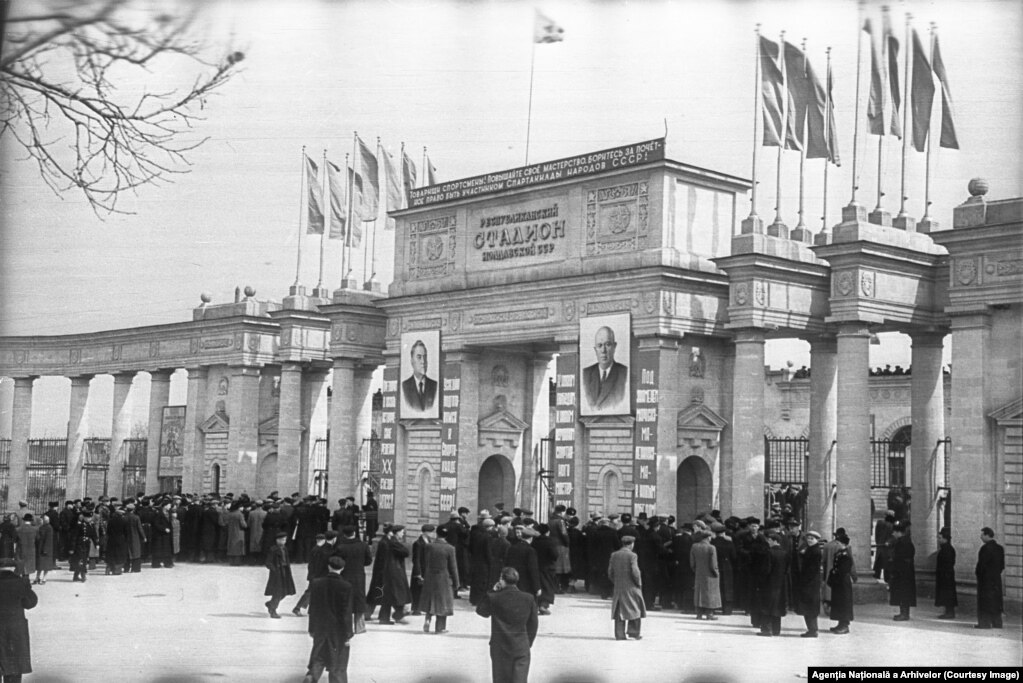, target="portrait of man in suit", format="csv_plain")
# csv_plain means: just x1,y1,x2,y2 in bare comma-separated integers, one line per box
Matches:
401,334,439,417
580,314,630,415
